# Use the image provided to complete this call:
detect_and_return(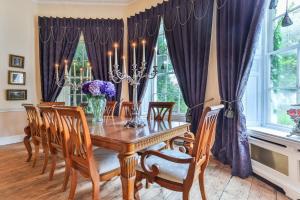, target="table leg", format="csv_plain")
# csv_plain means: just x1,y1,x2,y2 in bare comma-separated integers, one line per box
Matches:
24,125,32,162
118,153,137,200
